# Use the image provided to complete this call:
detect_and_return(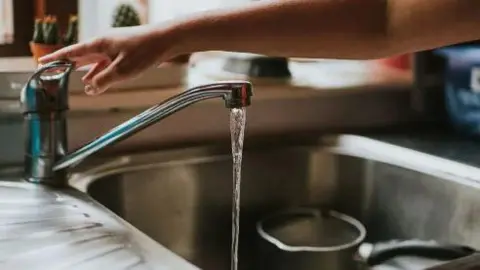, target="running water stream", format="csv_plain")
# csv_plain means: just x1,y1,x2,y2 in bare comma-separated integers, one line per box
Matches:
230,107,246,270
